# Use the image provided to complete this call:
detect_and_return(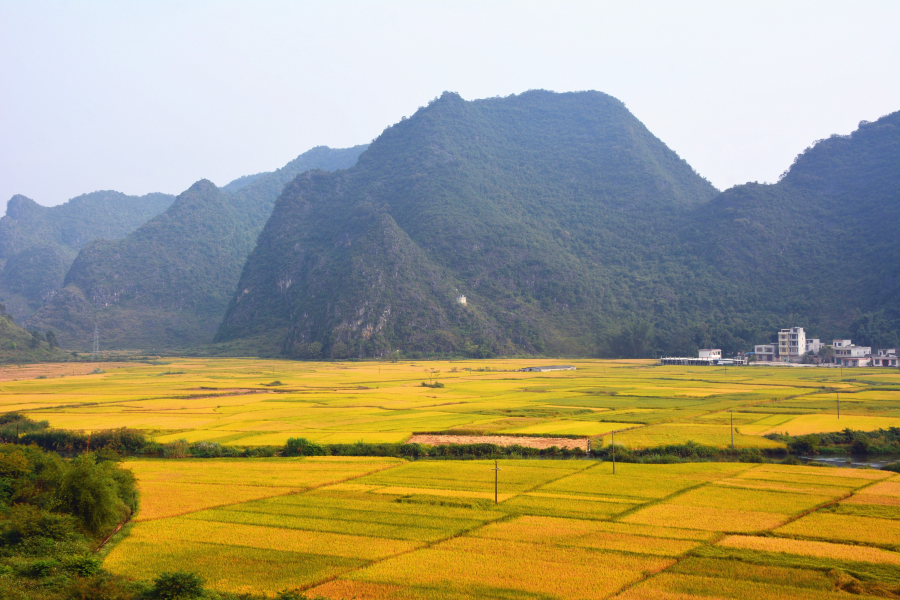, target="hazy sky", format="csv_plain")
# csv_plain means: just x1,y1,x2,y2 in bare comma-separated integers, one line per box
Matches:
2,0,898,208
